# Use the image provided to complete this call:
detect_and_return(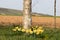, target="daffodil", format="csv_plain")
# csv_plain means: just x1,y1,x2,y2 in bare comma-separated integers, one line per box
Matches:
36,26,38,28
25,29,29,33
12,29,16,31
29,31,33,34
36,32,40,35
15,26,19,30
33,30,37,33
39,30,44,33
37,29,44,33
18,28,21,31
21,29,26,32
